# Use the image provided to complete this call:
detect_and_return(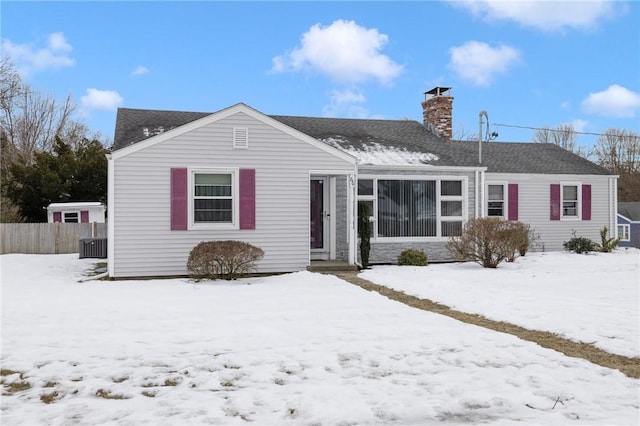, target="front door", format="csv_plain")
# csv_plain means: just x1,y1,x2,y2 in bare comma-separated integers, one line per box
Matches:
310,178,329,259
